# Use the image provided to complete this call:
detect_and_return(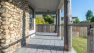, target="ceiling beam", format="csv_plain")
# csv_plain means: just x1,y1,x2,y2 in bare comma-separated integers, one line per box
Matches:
35,11,56,14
